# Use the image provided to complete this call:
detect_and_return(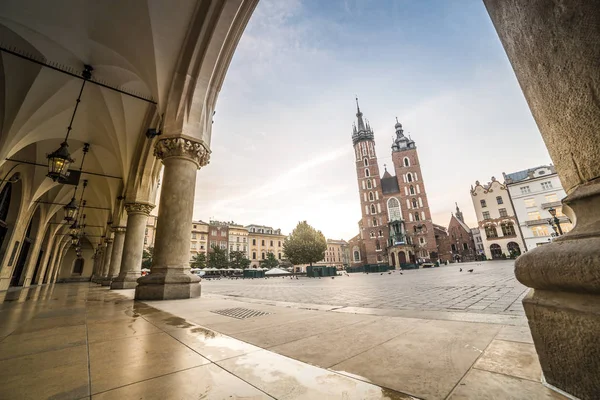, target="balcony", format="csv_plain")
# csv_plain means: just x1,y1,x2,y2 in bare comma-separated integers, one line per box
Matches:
541,200,562,209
